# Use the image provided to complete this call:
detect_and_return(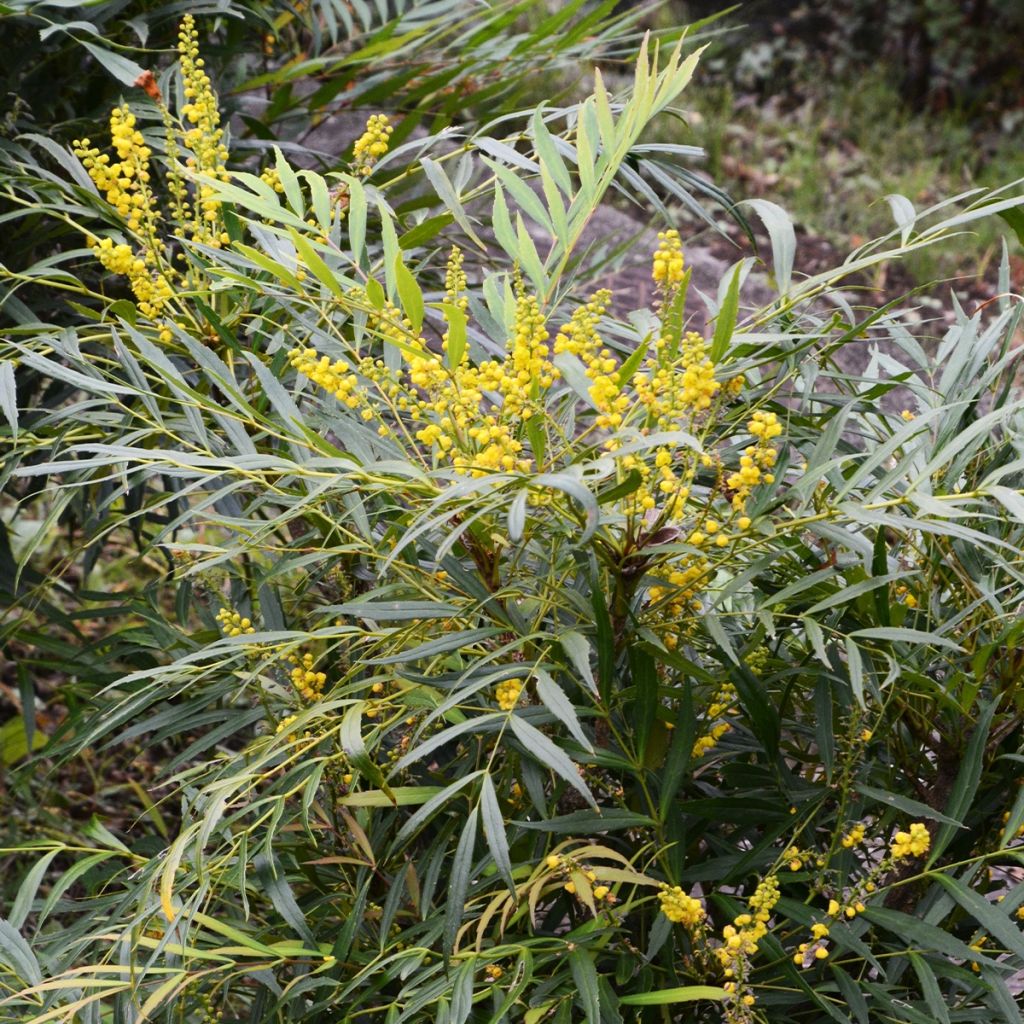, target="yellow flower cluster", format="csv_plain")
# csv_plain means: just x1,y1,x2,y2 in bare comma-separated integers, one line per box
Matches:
216,608,255,637
692,682,737,758
544,852,614,904
744,646,769,673
726,411,782,512
135,273,175,320
658,885,705,927
501,289,555,418
635,332,720,427
90,238,135,276
841,823,866,848
716,876,778,970
553,290,629,430
793,921,831,967
74,105,159,236
72,17,238,326
289,347,362,408
1001,810,1024,840
826,896,866,920
275,714,299,740
290,652,326,701
679,332,721,412
353,114,393,176
647,560,707,649
890,822,930,860
74,107,178,320
260,166,286,194
413,286,544,476
651,229,685,287
715,876,780,1018
495,679,522,711
178,14,231,246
